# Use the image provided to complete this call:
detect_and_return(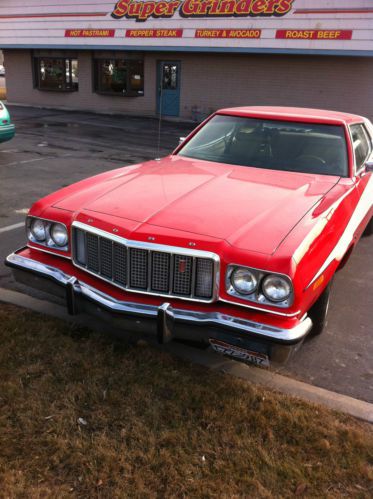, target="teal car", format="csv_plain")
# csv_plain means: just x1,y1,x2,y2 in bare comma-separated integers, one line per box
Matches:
0,101,15,143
